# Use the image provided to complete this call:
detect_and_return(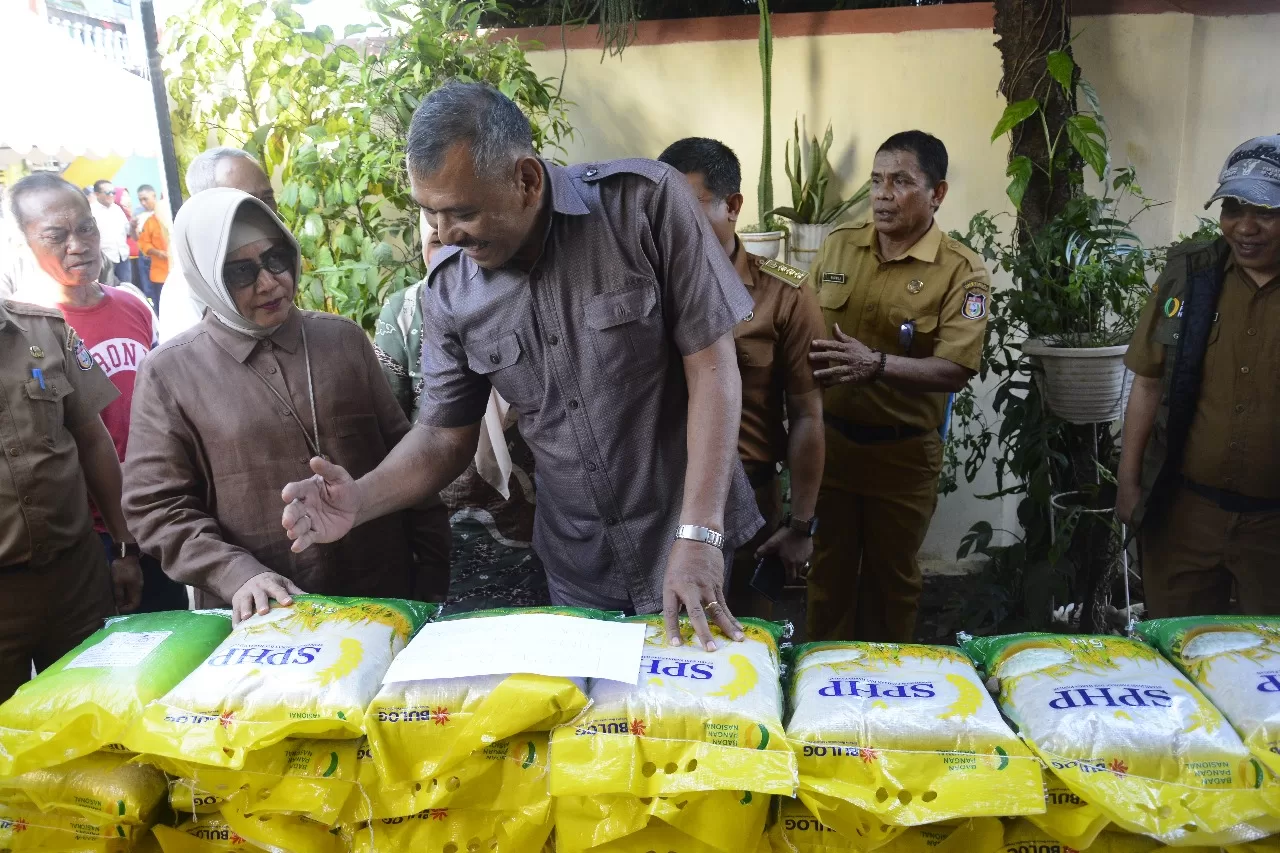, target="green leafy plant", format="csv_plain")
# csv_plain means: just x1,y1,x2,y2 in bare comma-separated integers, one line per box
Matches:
767,120,870,226
163,0,572,332
741,0,783,235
